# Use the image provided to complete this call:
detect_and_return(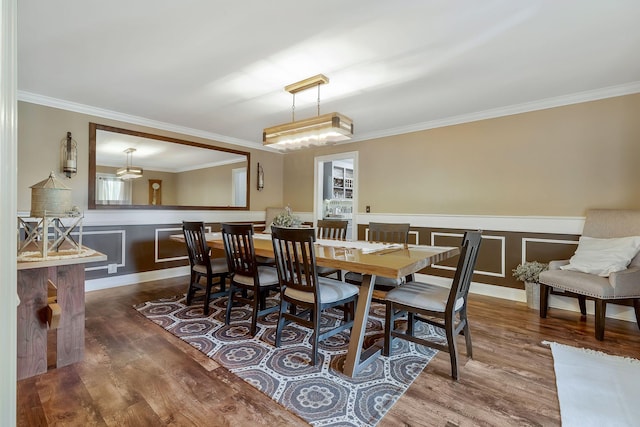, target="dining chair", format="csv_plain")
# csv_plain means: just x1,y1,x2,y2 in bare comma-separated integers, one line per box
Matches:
383,230,482,380
182,221,229,315
316,219,349,281
271,226,359,366
344,222,412,300
221,223,280,336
